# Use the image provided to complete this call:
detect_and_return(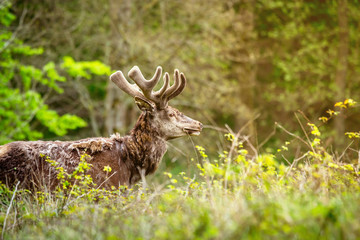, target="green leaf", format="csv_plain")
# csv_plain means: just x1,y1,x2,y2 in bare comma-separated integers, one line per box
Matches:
0,7,15,27
36,106,87,136
61,56,111,79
